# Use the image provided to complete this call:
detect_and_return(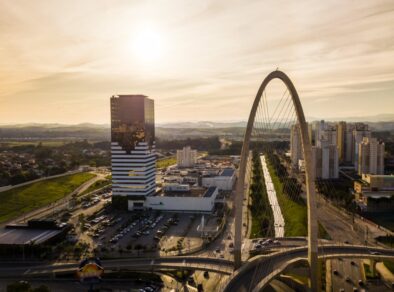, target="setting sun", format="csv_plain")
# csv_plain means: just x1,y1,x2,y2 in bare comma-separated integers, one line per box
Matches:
131,26,165,62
